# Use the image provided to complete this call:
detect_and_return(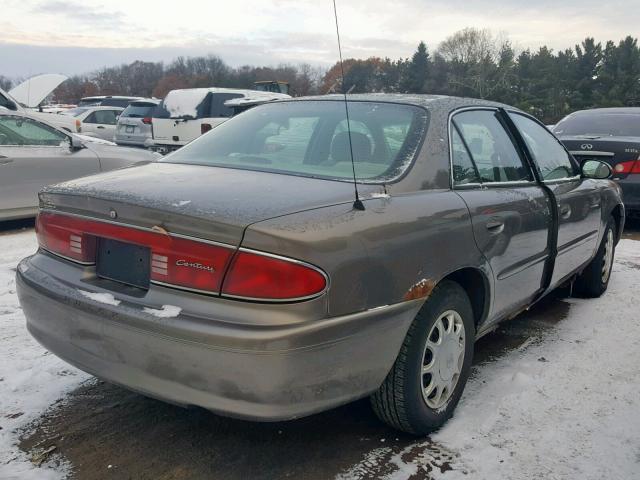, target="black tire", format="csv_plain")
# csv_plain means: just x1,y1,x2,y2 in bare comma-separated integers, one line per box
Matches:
574,217,616,298
371,280,475,435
